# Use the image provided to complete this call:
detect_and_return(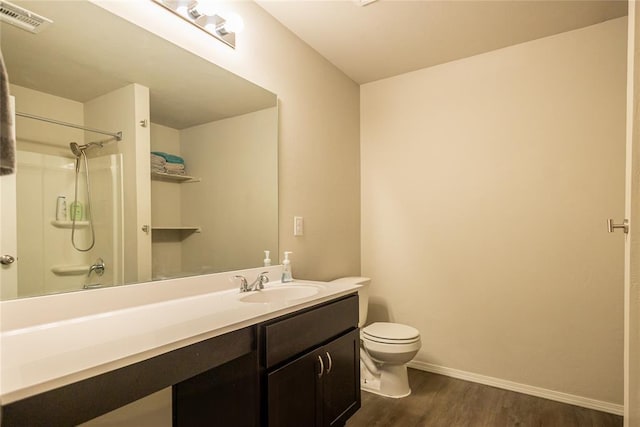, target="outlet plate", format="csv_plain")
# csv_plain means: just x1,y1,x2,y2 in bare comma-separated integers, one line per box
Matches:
294,216,304,236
